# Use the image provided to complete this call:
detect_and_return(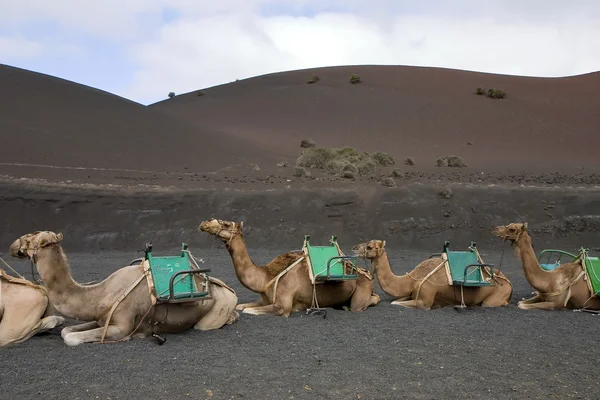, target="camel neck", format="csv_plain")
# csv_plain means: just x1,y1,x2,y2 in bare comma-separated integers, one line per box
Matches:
372,251,412,298
515,232,550,292
226,234,269,293
35,246,102,321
